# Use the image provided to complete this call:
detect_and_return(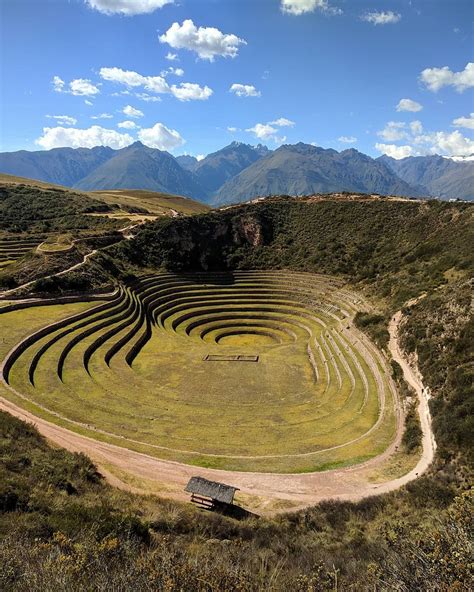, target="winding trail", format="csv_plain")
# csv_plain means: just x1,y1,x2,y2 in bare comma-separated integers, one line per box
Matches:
0,249,99,297
0,301,437,515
